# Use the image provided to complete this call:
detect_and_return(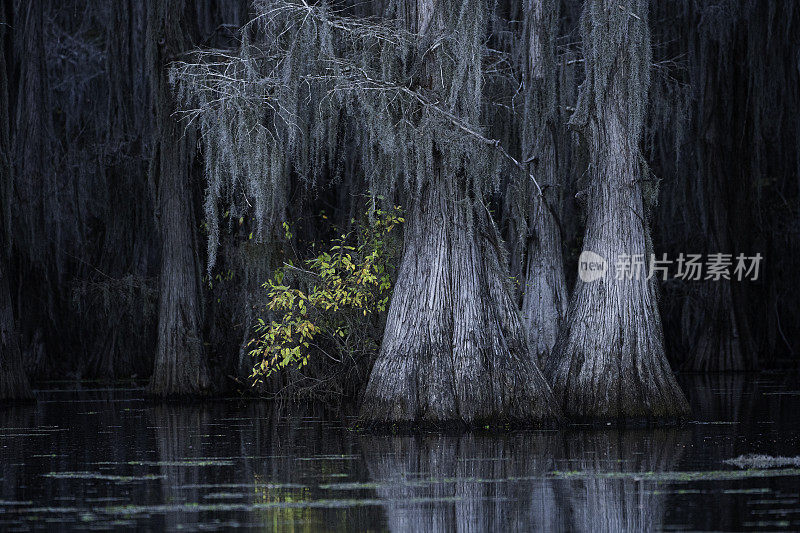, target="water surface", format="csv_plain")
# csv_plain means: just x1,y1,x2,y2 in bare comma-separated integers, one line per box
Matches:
2,374,799,530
